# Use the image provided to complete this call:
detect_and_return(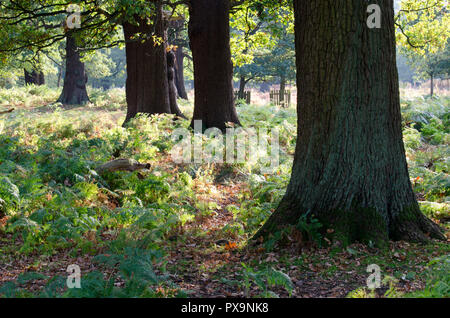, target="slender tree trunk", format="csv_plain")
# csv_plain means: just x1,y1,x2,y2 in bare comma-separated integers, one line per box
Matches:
57,33,90,105
174,46,188,99
189,0,240,131
238,75,246,100
167,49,186,118
57,65,62,88
279,76,286,107
255,0,444,246
122,1,171,125
430,73,434,97
168,17,189,100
